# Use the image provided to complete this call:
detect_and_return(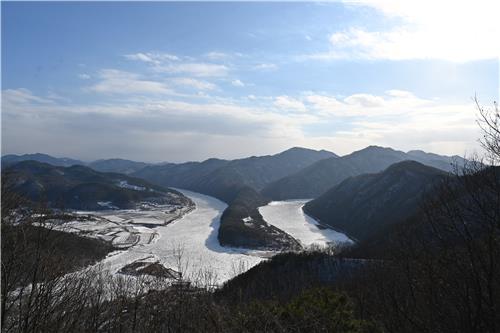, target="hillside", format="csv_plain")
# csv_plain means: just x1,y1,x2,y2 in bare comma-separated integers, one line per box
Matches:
132,158,230,192
1,153,84,168
194,147,336,193
2,161,192,210
262,146,464,200
303,160,448,241
88,158,150,174
133,147,336,202
218,186,301,250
